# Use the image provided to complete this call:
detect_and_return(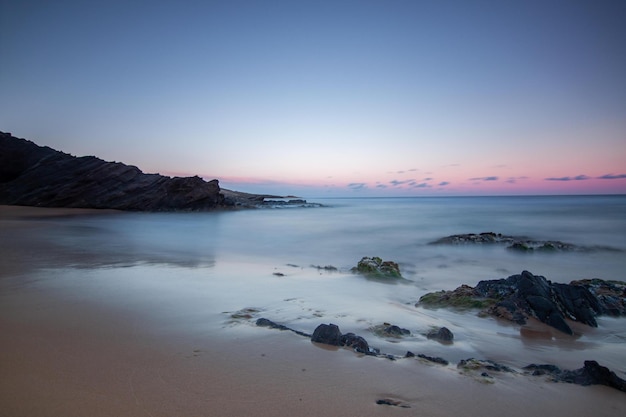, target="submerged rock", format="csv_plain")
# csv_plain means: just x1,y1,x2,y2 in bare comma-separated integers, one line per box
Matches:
458,358,516,374
351,257,402,279
430,232,620,253
370,323,411,338
418,271,626,335
524,361,626,392
426,326,454,343
416,353,449,365
255,318,312,338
